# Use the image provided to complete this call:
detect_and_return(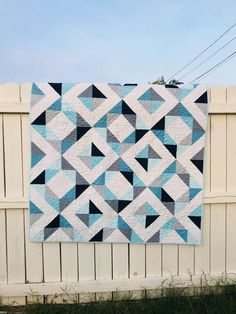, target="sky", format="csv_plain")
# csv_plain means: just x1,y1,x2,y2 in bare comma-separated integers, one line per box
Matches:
0,0,236,86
